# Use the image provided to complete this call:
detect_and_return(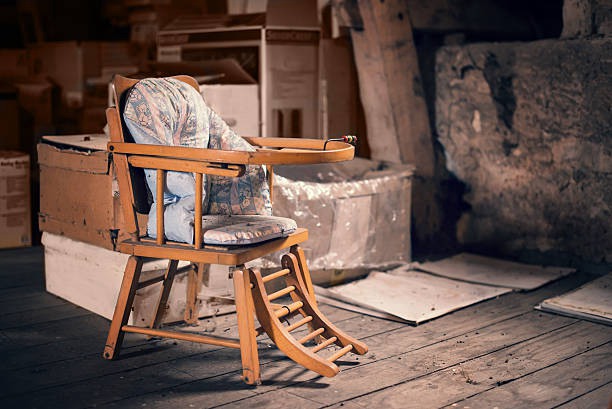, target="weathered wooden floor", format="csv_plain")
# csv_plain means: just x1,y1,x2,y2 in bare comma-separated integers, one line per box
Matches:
1,246,610,408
